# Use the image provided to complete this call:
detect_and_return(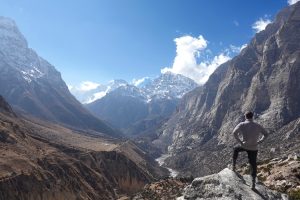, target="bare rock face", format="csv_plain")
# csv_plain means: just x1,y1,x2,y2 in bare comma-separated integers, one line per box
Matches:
179,168,288,200
0,17,119,138
156,3,300,176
